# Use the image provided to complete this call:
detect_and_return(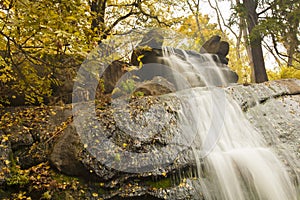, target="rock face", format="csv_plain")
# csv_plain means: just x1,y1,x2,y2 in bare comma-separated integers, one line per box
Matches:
101,60,129,94
200,35,230,65
1,79,300,199
226,79,300,183
99,31,238,98
134,76,176,96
